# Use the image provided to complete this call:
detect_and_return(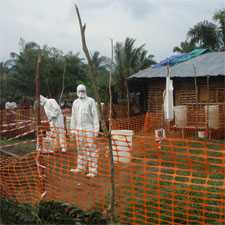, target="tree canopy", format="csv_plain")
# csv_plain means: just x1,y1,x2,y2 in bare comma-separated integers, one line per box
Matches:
173,8,225,52
0,38,155,107
0,40,88,107
114,37,156,99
